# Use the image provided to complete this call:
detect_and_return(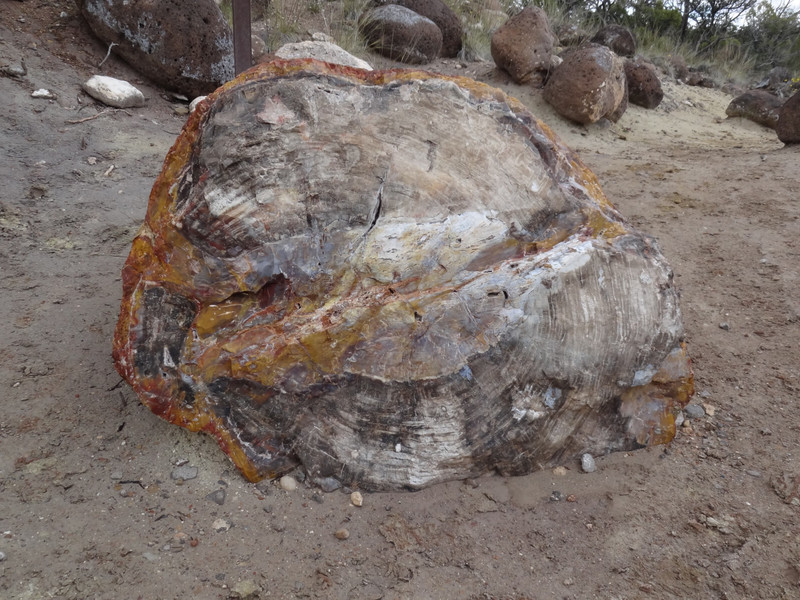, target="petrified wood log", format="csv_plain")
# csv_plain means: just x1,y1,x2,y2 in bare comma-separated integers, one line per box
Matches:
113,59,693,490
